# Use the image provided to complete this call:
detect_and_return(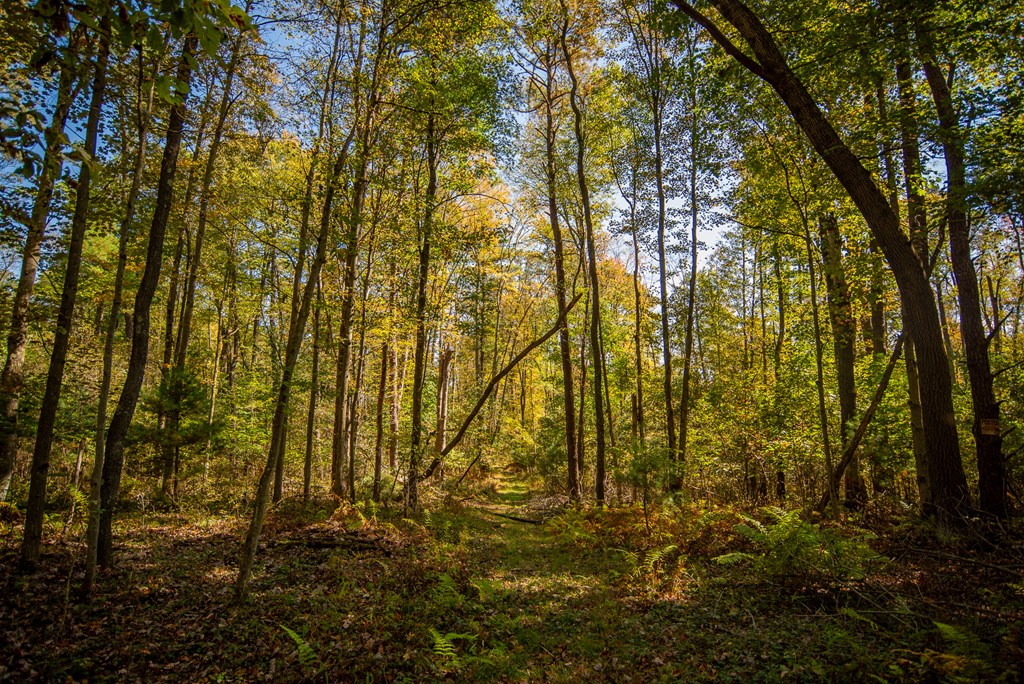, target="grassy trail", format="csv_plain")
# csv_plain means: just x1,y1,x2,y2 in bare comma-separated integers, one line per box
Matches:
2,475,1021,682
